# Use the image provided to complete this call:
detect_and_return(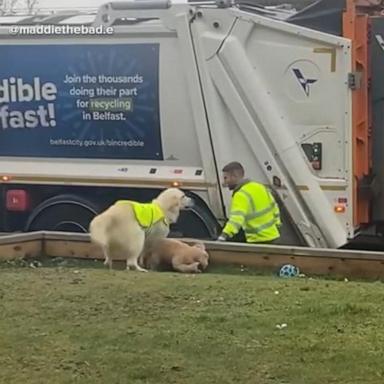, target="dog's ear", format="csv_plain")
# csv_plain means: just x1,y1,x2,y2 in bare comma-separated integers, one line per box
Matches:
198,251,209,270
168,200,181,220
165,193,180,209
171,196,182,209
192,242,205,251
